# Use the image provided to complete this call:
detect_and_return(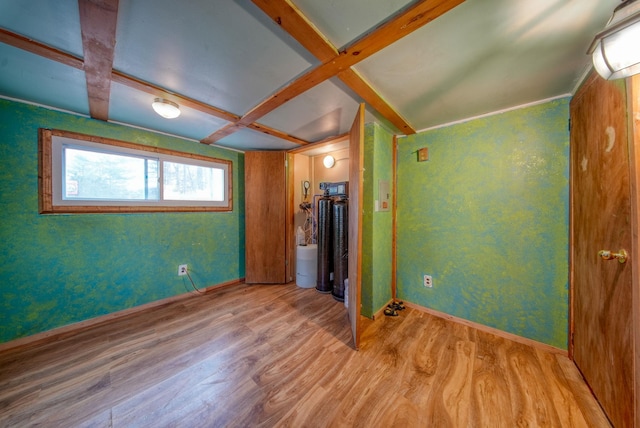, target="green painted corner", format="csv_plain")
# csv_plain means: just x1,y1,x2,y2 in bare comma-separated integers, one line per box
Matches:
361,122,394,318
0,99,245,343
396,98,570,349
